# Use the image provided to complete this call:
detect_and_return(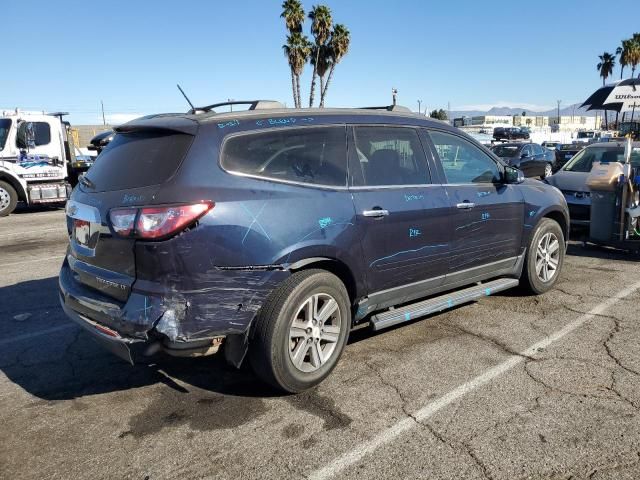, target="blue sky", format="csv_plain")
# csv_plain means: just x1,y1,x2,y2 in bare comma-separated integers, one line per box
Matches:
2,0,637,124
